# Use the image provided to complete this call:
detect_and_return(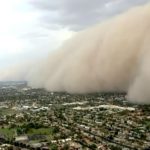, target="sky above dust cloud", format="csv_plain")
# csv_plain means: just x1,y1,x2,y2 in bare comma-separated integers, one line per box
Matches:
0,0,149,68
